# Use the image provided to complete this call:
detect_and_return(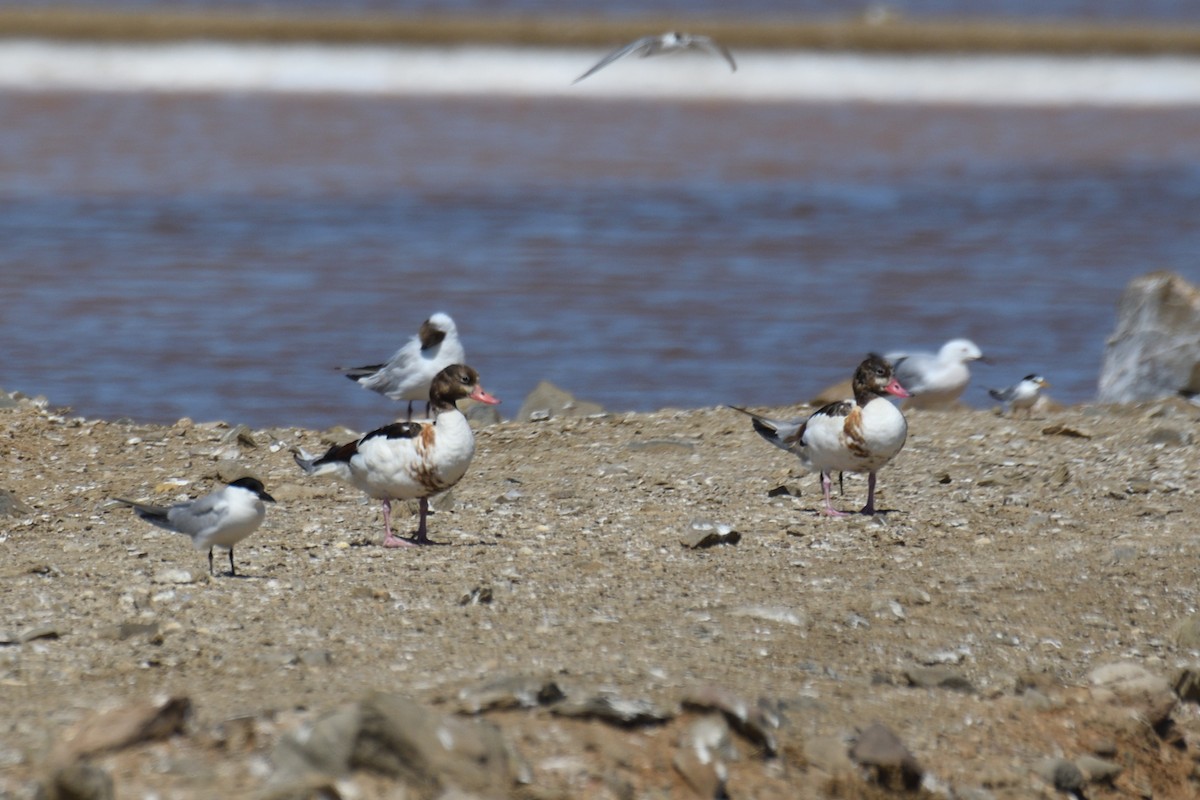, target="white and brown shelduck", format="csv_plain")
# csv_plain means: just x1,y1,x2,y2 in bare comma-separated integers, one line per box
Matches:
296,364,500,547
731,354,910,517
337,312,466,418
